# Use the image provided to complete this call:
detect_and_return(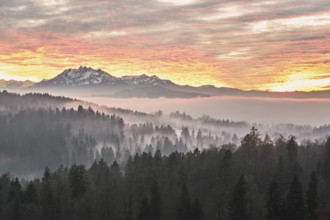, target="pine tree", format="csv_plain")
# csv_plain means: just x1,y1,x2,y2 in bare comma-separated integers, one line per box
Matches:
266,180,284,220
40,173,55,220
125,191,133,220
228,175,248,220
192,198,203,220
306,172,319,220
137,196,150,220
286,175,304,220
323,137,330,178
69,165,88,198
23,182,38,204
176,183,192,220
150,182,161,220
287,136,298,162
